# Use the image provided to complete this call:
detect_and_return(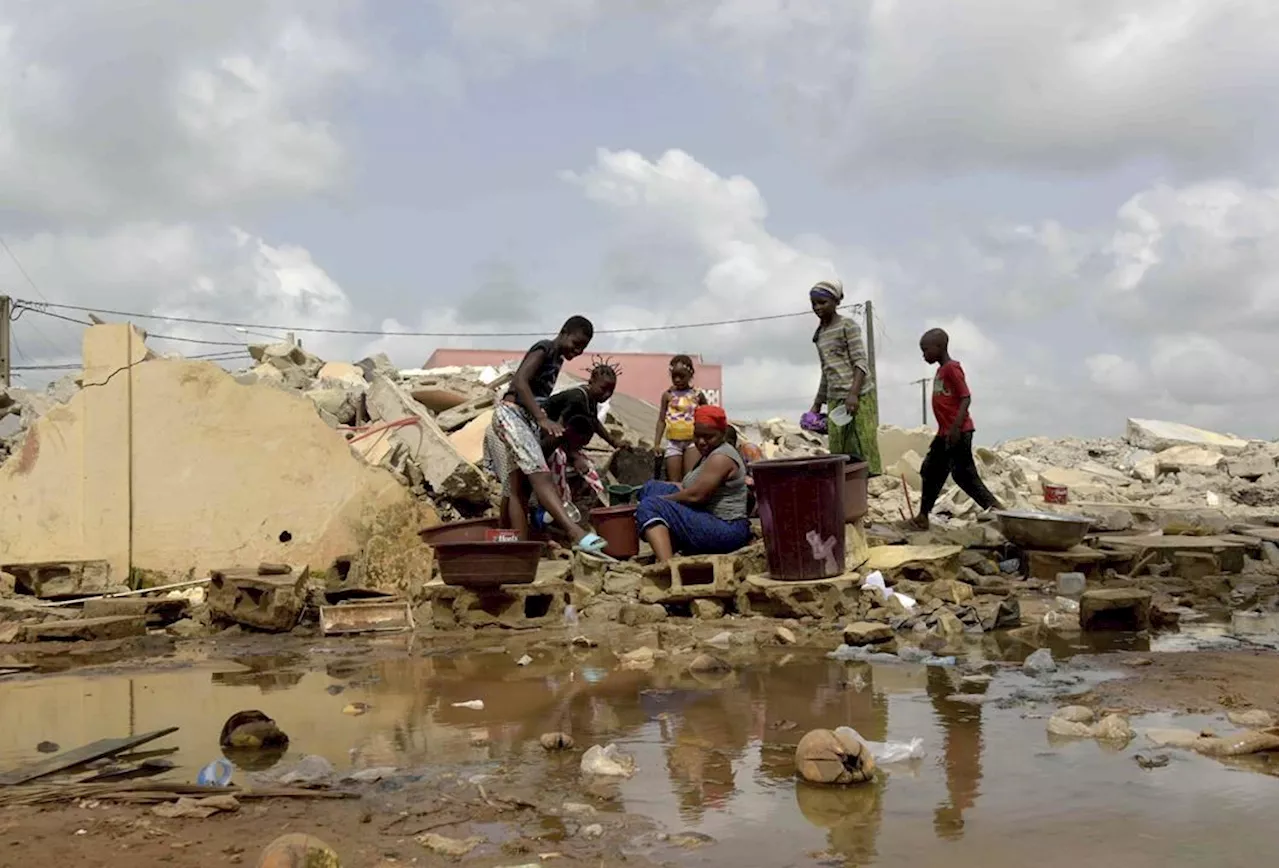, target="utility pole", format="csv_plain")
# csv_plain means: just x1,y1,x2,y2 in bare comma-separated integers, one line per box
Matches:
911,377,929,426
0,295,11,387
863,301,877,411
